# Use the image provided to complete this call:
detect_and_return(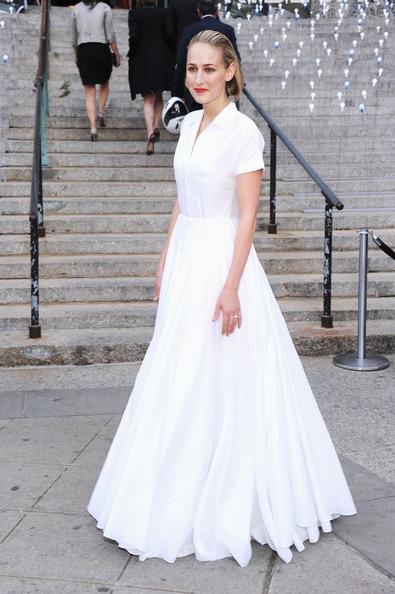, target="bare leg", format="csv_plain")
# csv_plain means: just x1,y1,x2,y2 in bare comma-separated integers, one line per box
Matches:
84,84,97,133
143,93,155,139
98,80,110,117
152,91,163,133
